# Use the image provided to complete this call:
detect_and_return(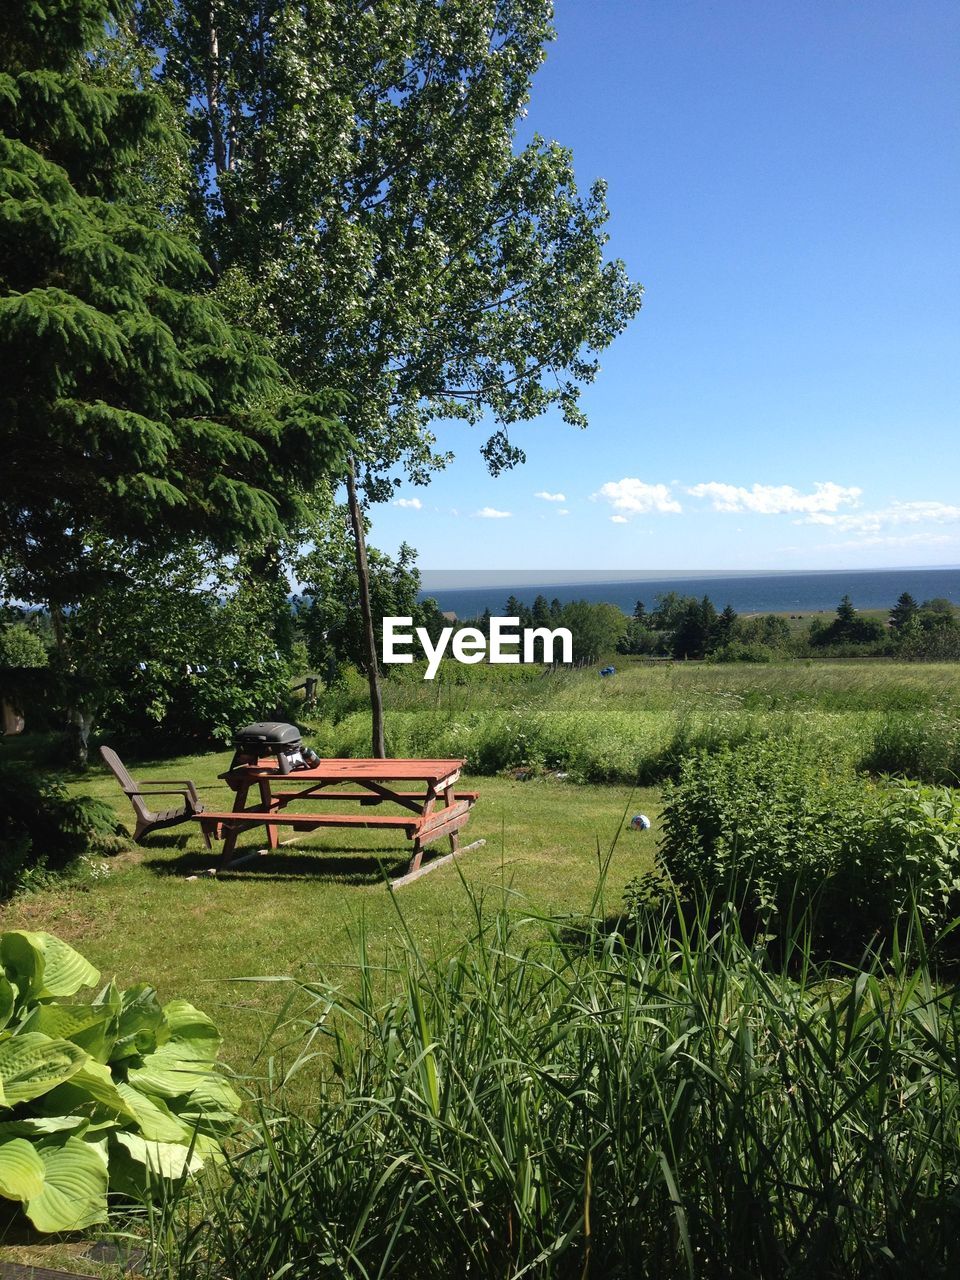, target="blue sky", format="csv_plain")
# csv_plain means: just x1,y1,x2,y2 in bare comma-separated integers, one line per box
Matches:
370,0,959,572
